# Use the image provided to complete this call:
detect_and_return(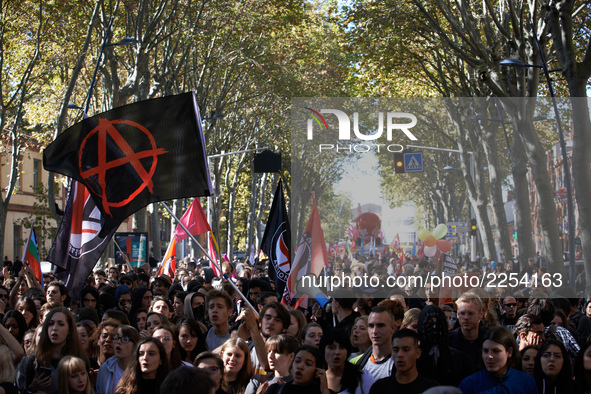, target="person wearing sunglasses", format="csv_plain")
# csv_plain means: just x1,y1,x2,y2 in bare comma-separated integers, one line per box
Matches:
96,325,141,394
115,286,133,315
533,339,576,394
500,296,519,332
119,275,136,292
